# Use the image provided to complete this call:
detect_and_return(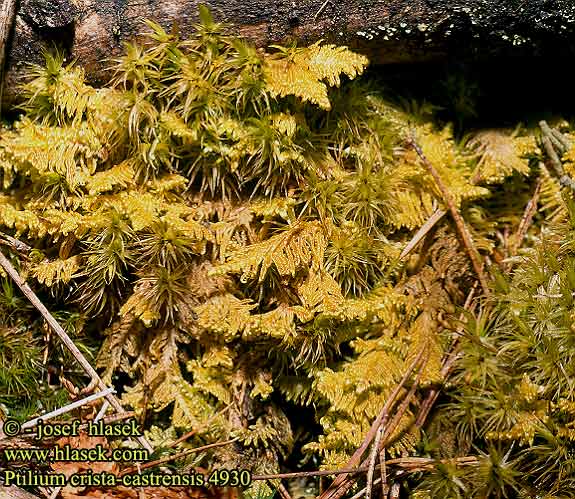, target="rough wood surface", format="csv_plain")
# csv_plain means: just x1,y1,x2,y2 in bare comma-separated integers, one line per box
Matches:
0,0,17,109
2,0,575,104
